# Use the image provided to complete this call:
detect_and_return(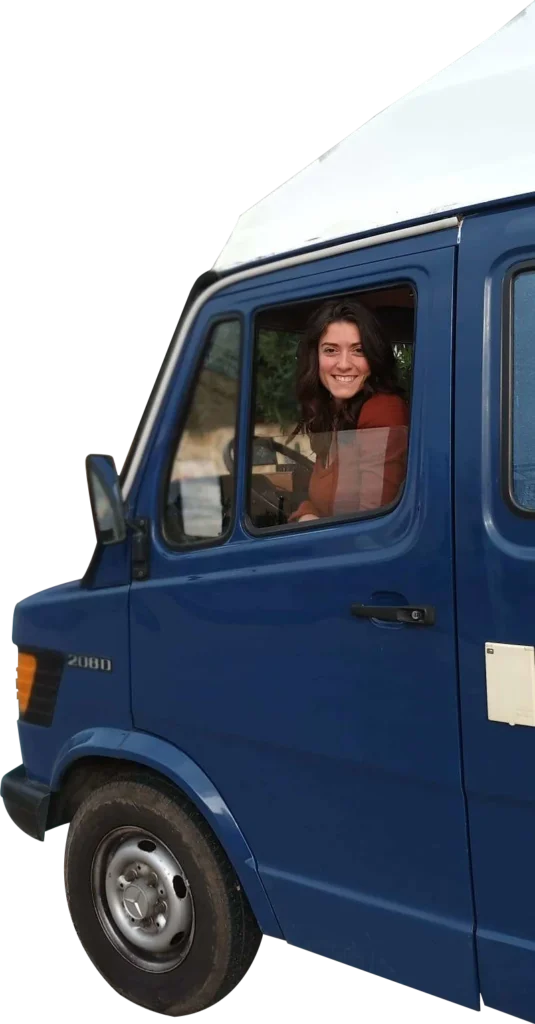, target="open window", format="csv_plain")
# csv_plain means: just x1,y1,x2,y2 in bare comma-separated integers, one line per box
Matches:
247,285,415,530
